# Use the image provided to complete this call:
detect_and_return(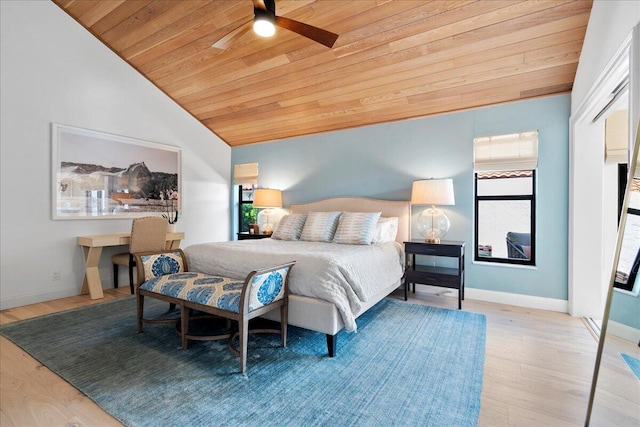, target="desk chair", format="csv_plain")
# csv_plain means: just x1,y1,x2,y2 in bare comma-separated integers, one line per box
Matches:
112,216,168,294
